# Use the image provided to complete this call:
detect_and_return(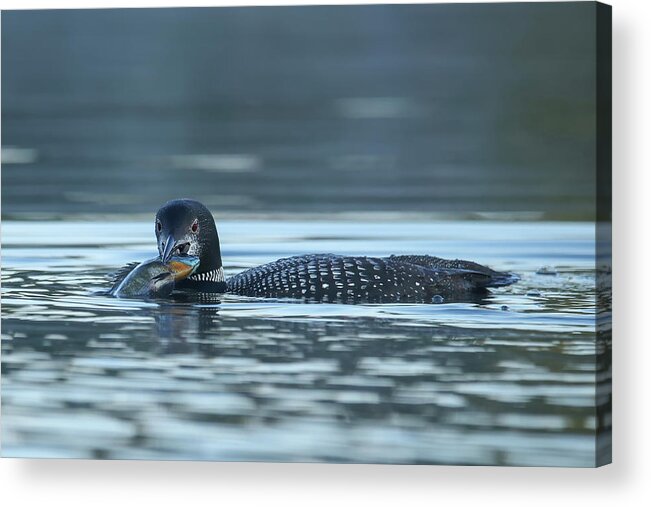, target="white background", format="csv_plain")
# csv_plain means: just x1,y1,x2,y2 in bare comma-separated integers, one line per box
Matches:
0,0,649,504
